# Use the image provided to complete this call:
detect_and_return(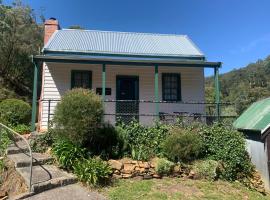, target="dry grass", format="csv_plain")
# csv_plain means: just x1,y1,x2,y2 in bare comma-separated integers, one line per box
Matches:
102,177,270,200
